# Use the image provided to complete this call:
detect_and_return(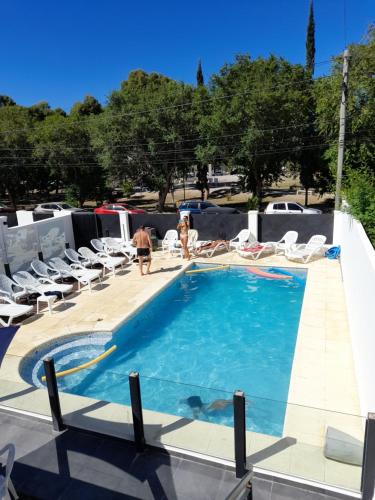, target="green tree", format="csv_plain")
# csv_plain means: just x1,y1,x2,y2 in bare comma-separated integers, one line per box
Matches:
196,60,204,86
199,55,313,199
306,0,315,76
71,95,103,116
315,26,375,188
0,106,34,208
193,84,212,200
94,70,196,211
343,168,375,244
0,96,16,107
31,114,103,206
